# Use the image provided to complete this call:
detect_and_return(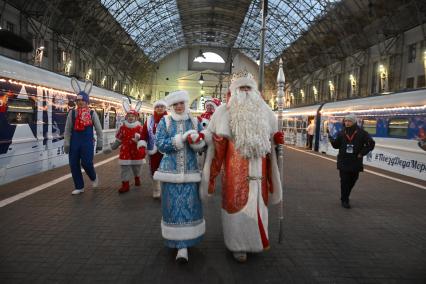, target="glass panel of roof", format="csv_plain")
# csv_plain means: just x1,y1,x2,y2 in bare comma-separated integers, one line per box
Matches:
235,0,341,63
100,0,185,62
